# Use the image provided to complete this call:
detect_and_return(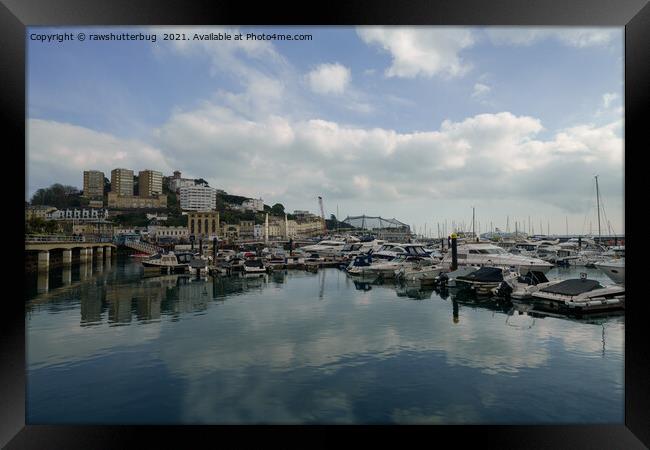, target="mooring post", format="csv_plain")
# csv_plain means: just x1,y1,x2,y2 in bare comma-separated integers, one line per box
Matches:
62,249,72,265
38,250,50,272
451,233,458,271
